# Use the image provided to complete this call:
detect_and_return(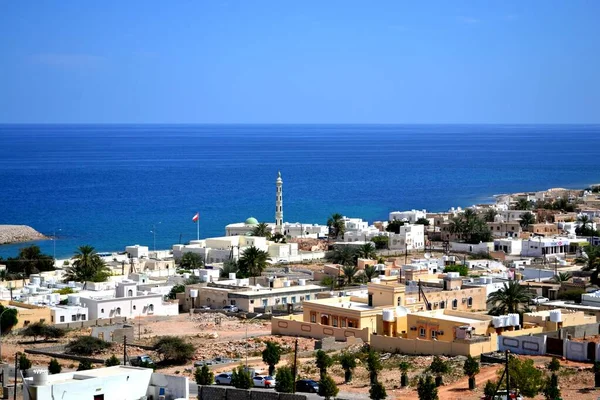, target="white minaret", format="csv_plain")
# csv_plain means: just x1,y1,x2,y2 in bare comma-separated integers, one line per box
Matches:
275,171,283,234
